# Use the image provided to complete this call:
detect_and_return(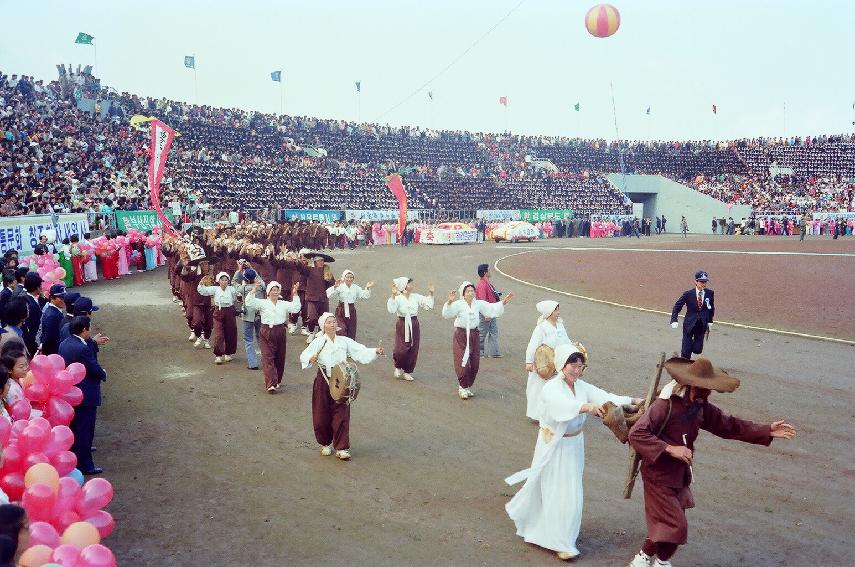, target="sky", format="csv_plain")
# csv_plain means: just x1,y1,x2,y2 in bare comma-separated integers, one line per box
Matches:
2,0,854,142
